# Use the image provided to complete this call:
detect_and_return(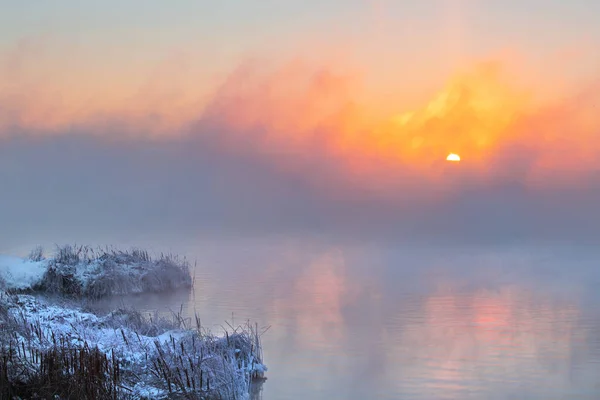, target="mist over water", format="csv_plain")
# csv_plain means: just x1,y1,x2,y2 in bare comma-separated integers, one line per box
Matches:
3,131,600,257
3,131,600,398
80,237,600,399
